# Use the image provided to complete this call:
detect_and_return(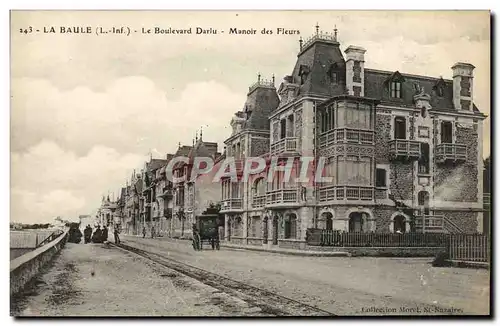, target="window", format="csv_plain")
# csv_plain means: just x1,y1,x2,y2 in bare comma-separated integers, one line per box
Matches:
250,216,260,237
344,102,371,129
441,121,453,143
327,63,339,84
287,115,294,137
437,86,444,97
280,119,286,139
394,117,406,140
284,214,297,239
353,61,362,83
353,86,362,97
390,81,402,98
376,168,387,187
418,143,430,174
339,156,372,185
